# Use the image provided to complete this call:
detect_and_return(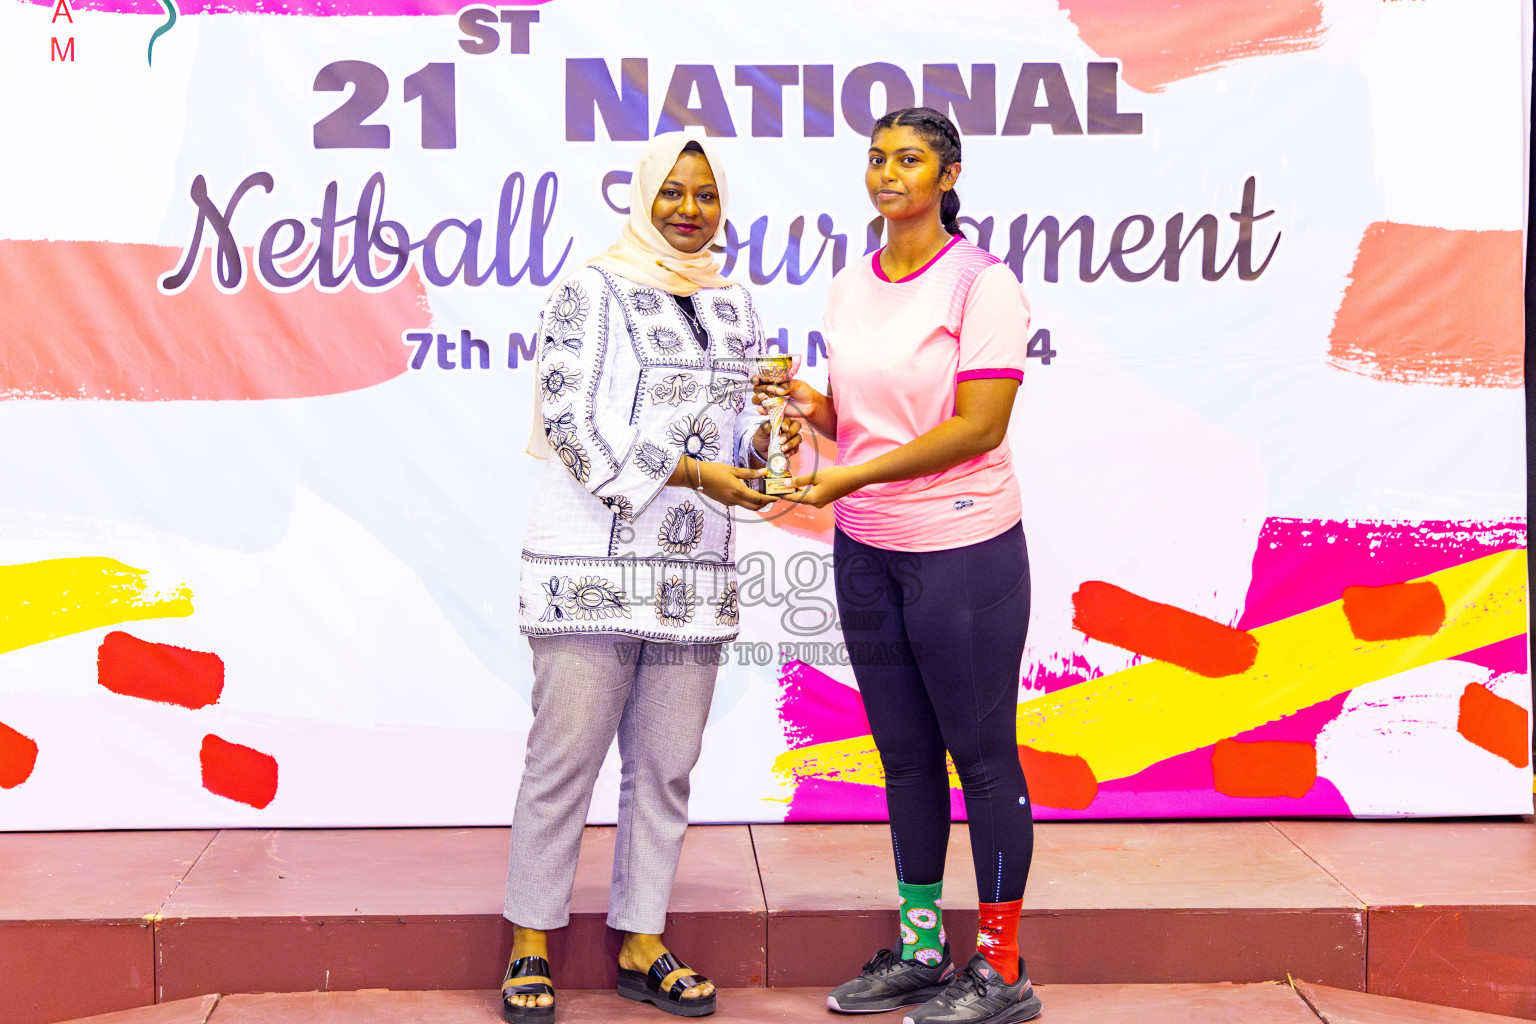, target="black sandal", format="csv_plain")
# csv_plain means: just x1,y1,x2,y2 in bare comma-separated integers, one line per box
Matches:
617,951,716,1017
501,954,556,1024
